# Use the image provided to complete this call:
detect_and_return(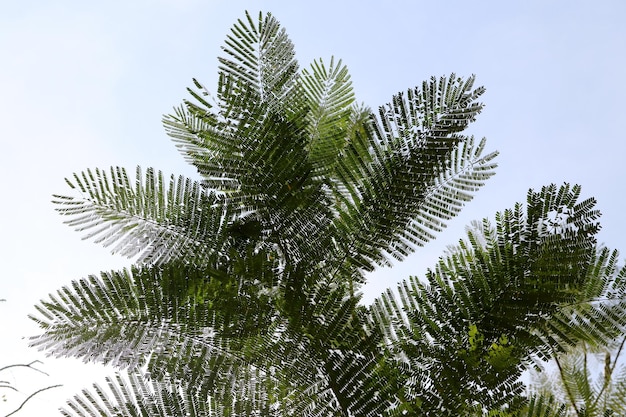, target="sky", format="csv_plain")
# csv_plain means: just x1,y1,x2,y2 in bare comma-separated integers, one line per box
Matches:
1,0,625,415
